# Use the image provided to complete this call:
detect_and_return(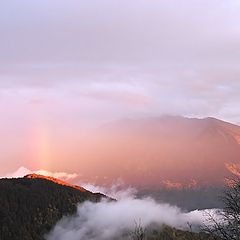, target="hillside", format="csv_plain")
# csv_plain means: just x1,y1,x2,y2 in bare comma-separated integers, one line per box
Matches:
0,174,217,240
142,225,215,240
77,116,240,188
0,174,104,240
